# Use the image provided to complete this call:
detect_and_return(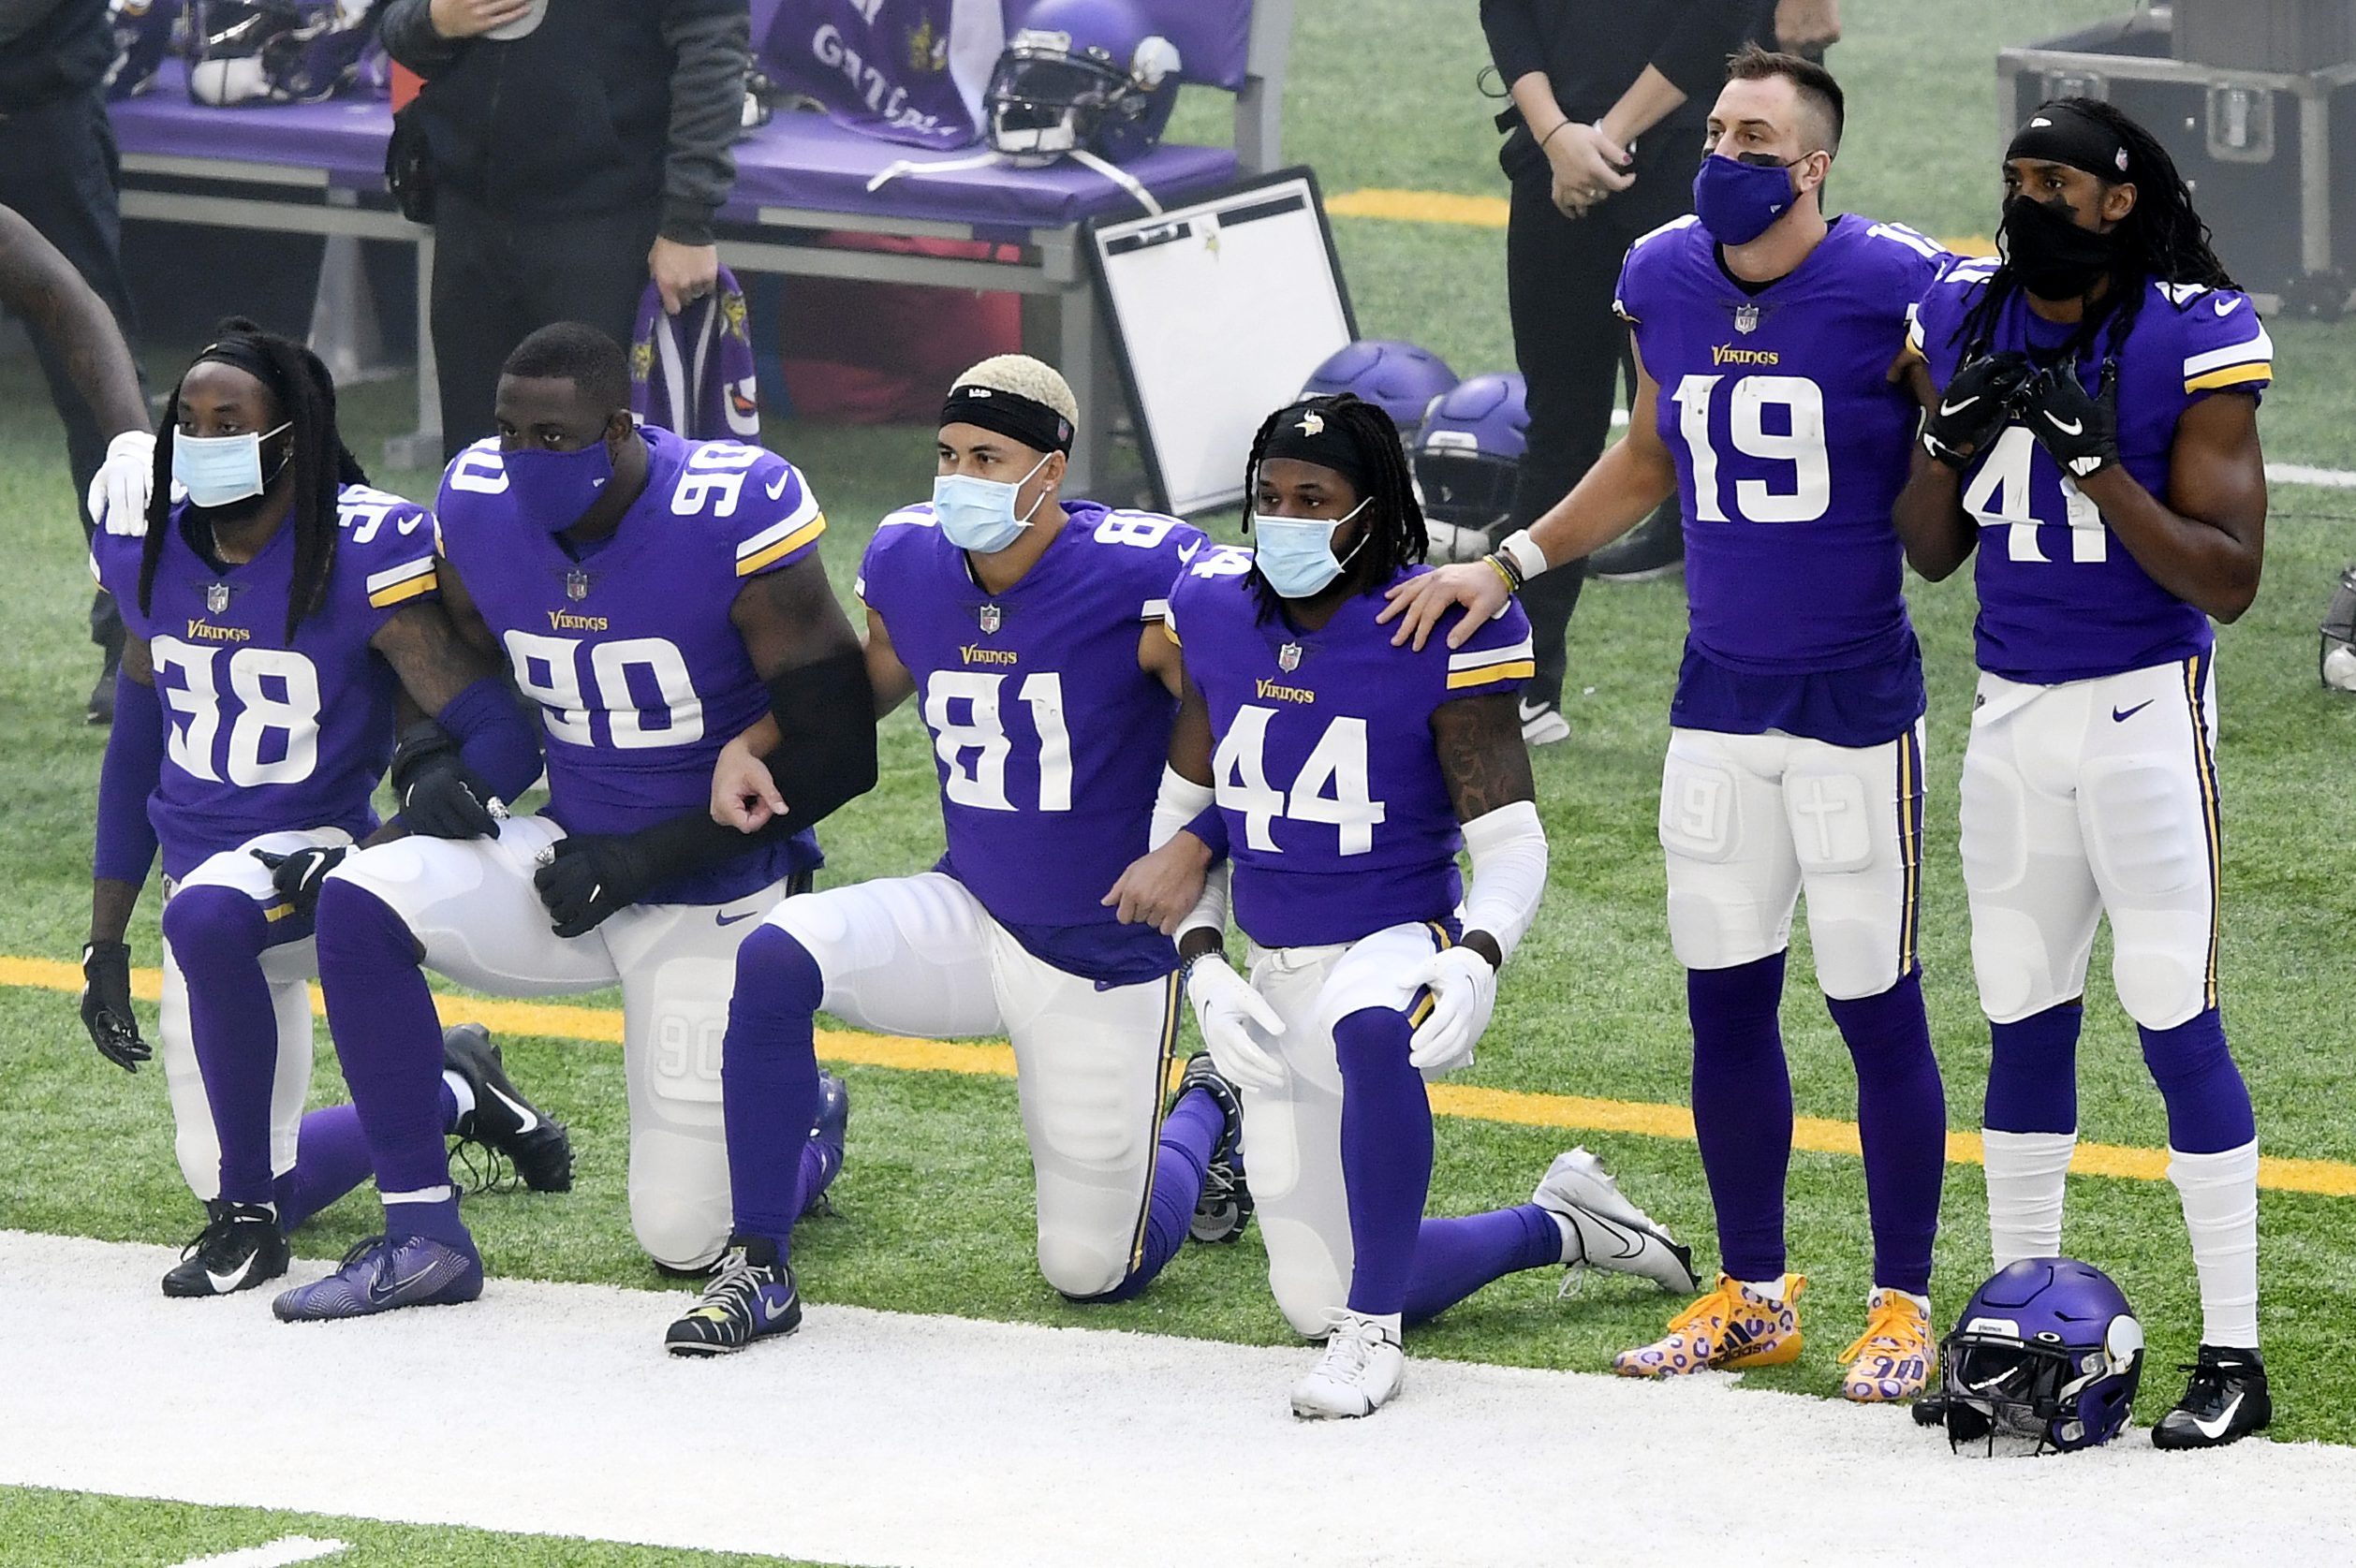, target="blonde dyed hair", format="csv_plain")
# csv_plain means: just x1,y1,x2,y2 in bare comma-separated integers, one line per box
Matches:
949,354,1080,428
